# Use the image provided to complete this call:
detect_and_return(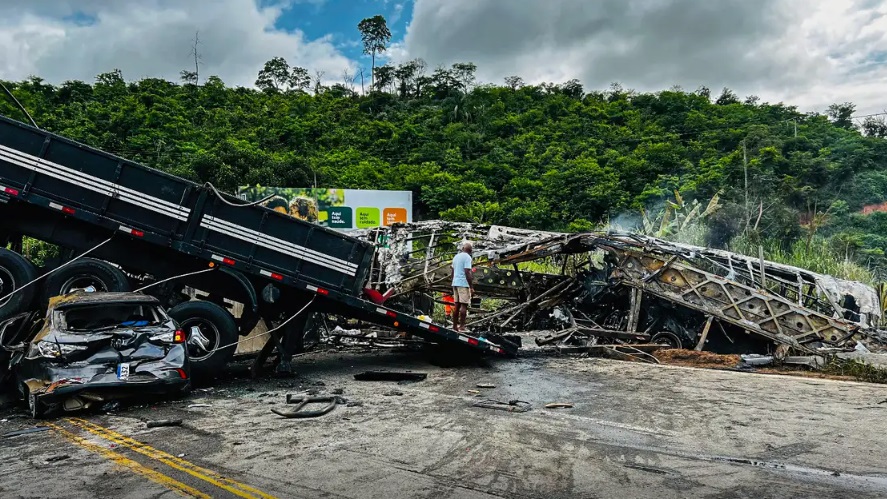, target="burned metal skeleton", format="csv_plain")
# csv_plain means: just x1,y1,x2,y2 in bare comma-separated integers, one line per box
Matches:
357,222,887,358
